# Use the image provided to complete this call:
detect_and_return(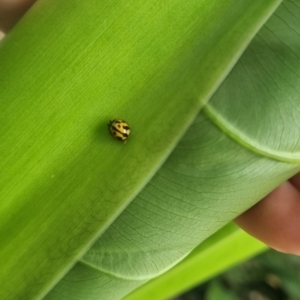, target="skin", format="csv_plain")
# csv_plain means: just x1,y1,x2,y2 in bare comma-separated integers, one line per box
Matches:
1,0,300,255
0,0,36,32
